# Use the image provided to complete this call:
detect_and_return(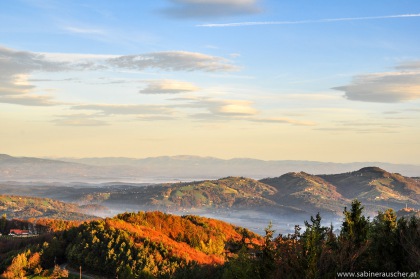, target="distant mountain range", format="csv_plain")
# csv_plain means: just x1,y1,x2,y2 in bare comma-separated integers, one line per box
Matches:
1,163,419,220
1,154,420,182
136,167,420,216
